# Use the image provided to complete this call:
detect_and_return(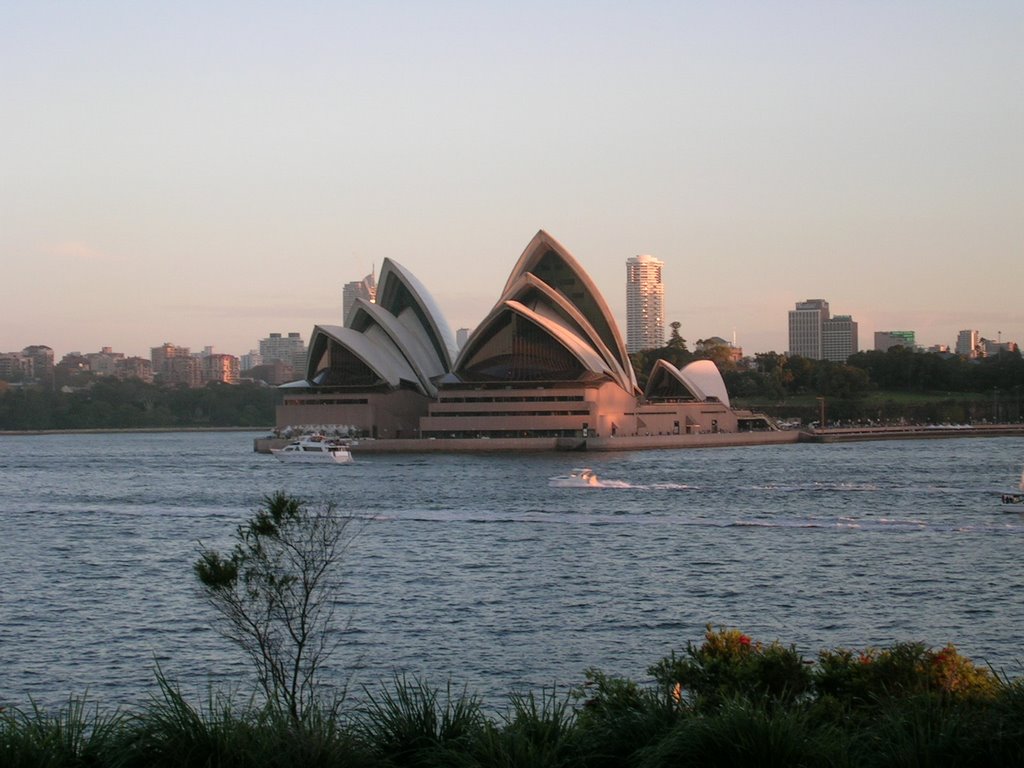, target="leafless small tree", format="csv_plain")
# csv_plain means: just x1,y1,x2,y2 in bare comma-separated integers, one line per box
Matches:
194,491,356,723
